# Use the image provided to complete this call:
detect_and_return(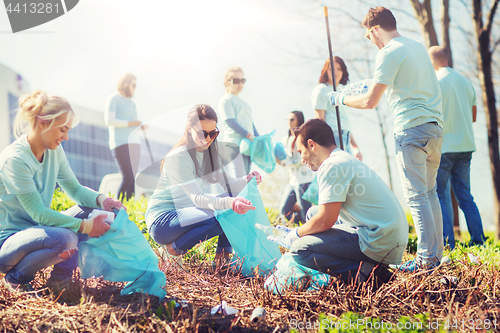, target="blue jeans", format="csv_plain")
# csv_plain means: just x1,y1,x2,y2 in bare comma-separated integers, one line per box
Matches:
279,183,312,224
289,206,380,283
149,207,232,255
437,152,485,248
394,122,443,266
333,130,351,154
0,205,91,285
